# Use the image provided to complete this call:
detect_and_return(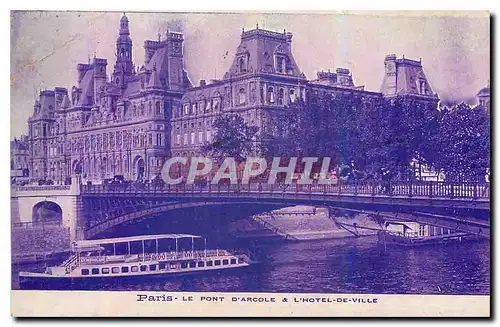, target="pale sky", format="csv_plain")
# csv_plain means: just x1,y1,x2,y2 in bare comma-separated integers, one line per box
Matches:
10,11,490,138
